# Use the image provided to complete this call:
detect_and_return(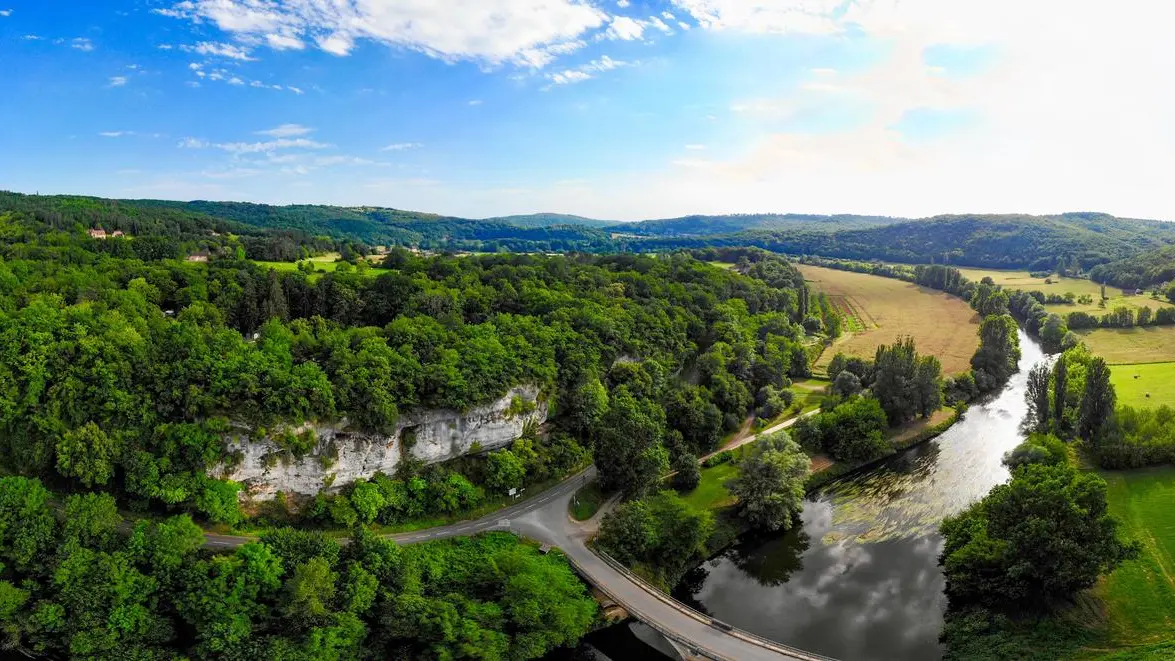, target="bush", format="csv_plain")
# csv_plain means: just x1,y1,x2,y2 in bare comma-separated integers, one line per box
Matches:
701,450,735,468
794,396,889,463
